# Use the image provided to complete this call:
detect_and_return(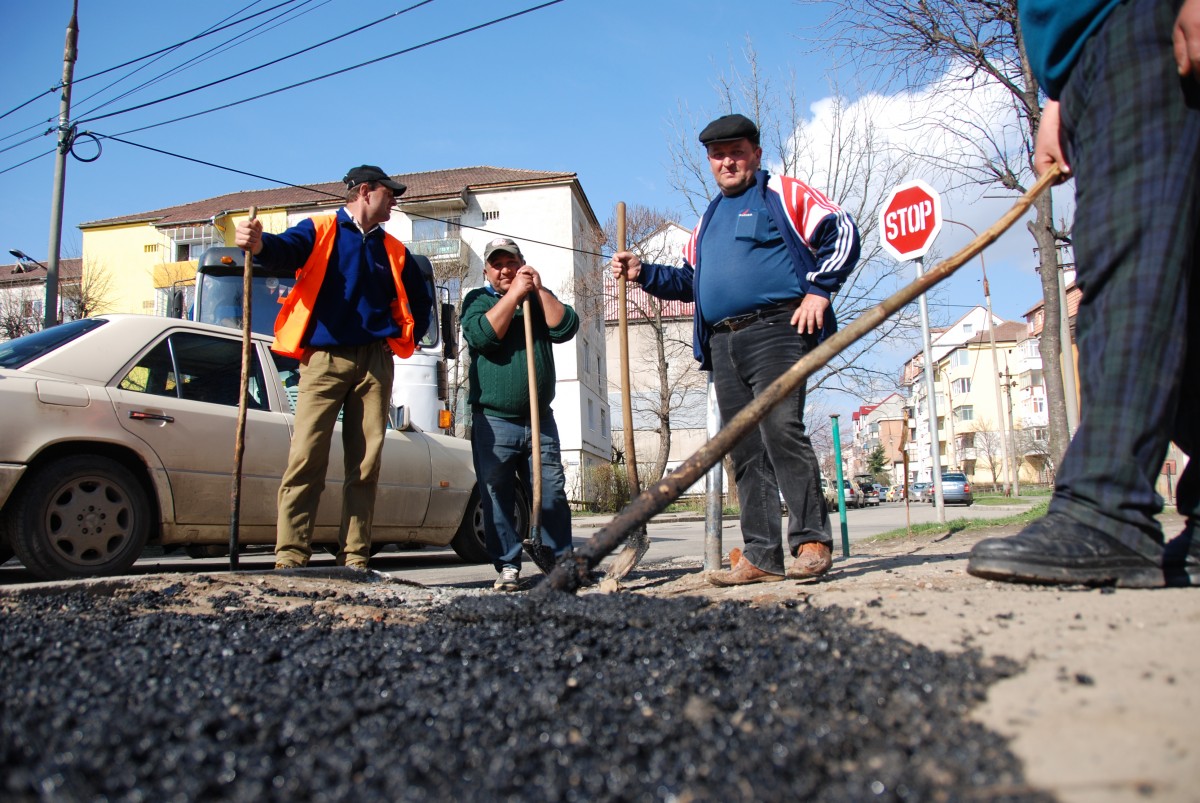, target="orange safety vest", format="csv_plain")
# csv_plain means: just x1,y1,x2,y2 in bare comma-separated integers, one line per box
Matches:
271,214,416,360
